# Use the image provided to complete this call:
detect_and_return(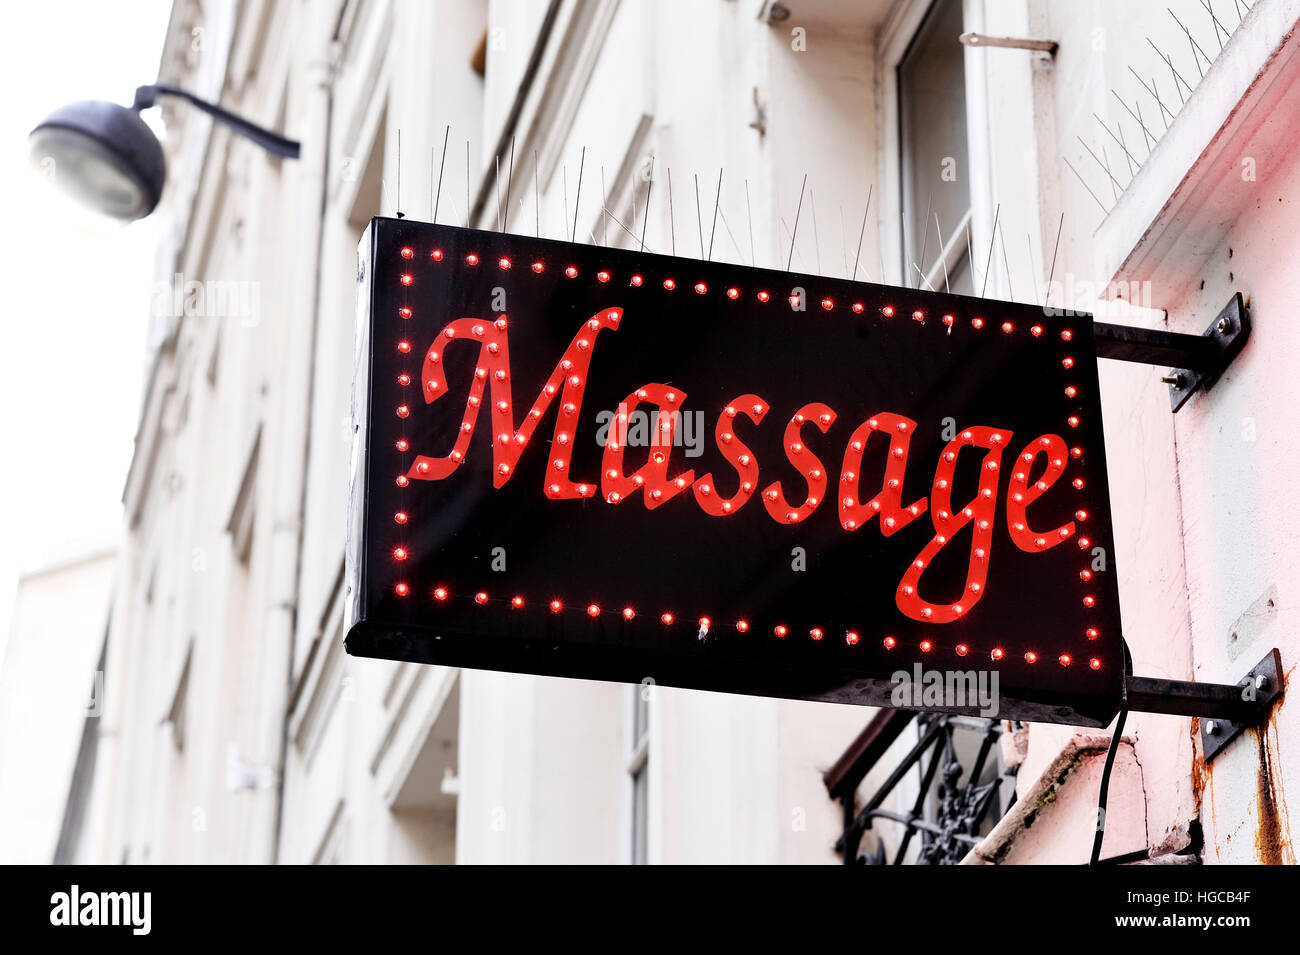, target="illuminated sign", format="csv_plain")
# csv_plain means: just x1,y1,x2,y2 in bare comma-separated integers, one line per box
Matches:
345,218,1124,726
